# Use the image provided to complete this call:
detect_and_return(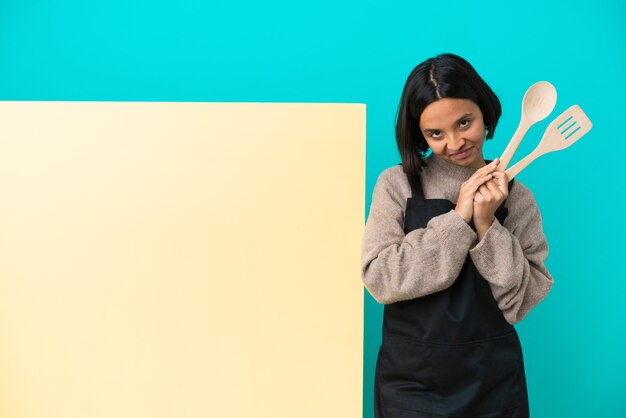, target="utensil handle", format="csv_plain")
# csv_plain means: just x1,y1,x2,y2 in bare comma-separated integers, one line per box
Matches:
505,150,540,179
499,119,531,171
